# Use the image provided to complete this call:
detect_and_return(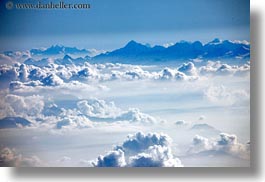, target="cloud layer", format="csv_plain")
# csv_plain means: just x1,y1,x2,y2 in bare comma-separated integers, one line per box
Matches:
0,59,250,91
0,94,157,130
